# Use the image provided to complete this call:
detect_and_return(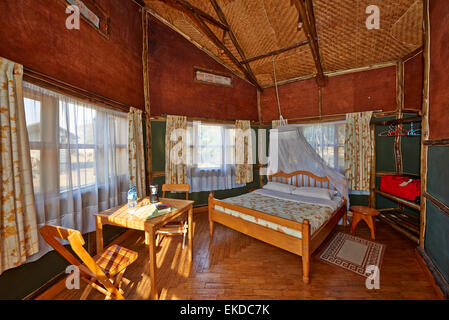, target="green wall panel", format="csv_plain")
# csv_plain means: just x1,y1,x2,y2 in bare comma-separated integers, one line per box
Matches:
151,121,166,172
427,146,449,207
425,200,449,282
424,145,449,283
